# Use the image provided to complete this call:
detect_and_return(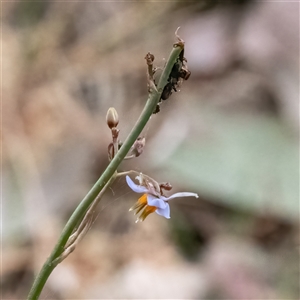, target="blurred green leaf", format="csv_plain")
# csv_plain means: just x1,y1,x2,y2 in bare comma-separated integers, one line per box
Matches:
162,110,299,221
